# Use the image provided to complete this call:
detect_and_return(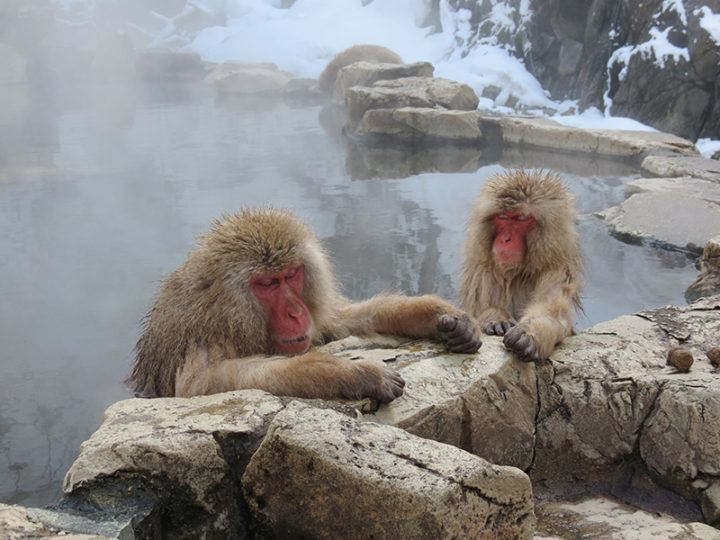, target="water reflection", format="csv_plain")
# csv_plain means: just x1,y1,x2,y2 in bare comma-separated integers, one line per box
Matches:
0,82,697,507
